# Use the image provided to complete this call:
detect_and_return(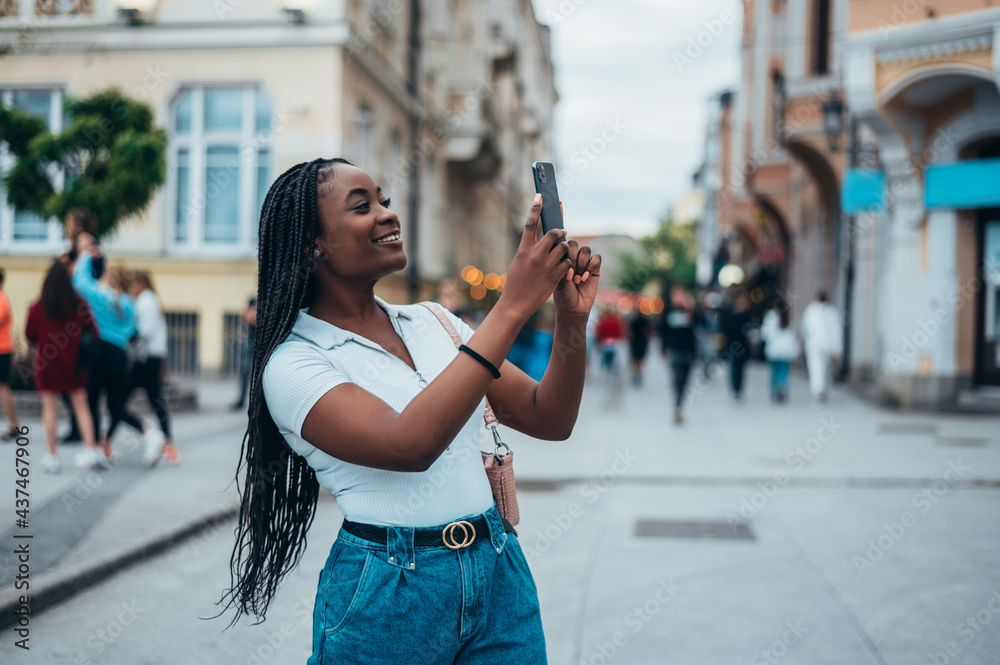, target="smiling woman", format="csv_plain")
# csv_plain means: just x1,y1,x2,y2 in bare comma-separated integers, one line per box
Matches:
219,157,601,665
